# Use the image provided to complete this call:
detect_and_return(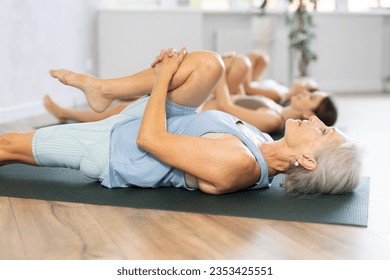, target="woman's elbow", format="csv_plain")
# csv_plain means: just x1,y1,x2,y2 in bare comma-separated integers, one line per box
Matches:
199,180,241,195
136,132,151,150
137,131,166,152
200,185,228,195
